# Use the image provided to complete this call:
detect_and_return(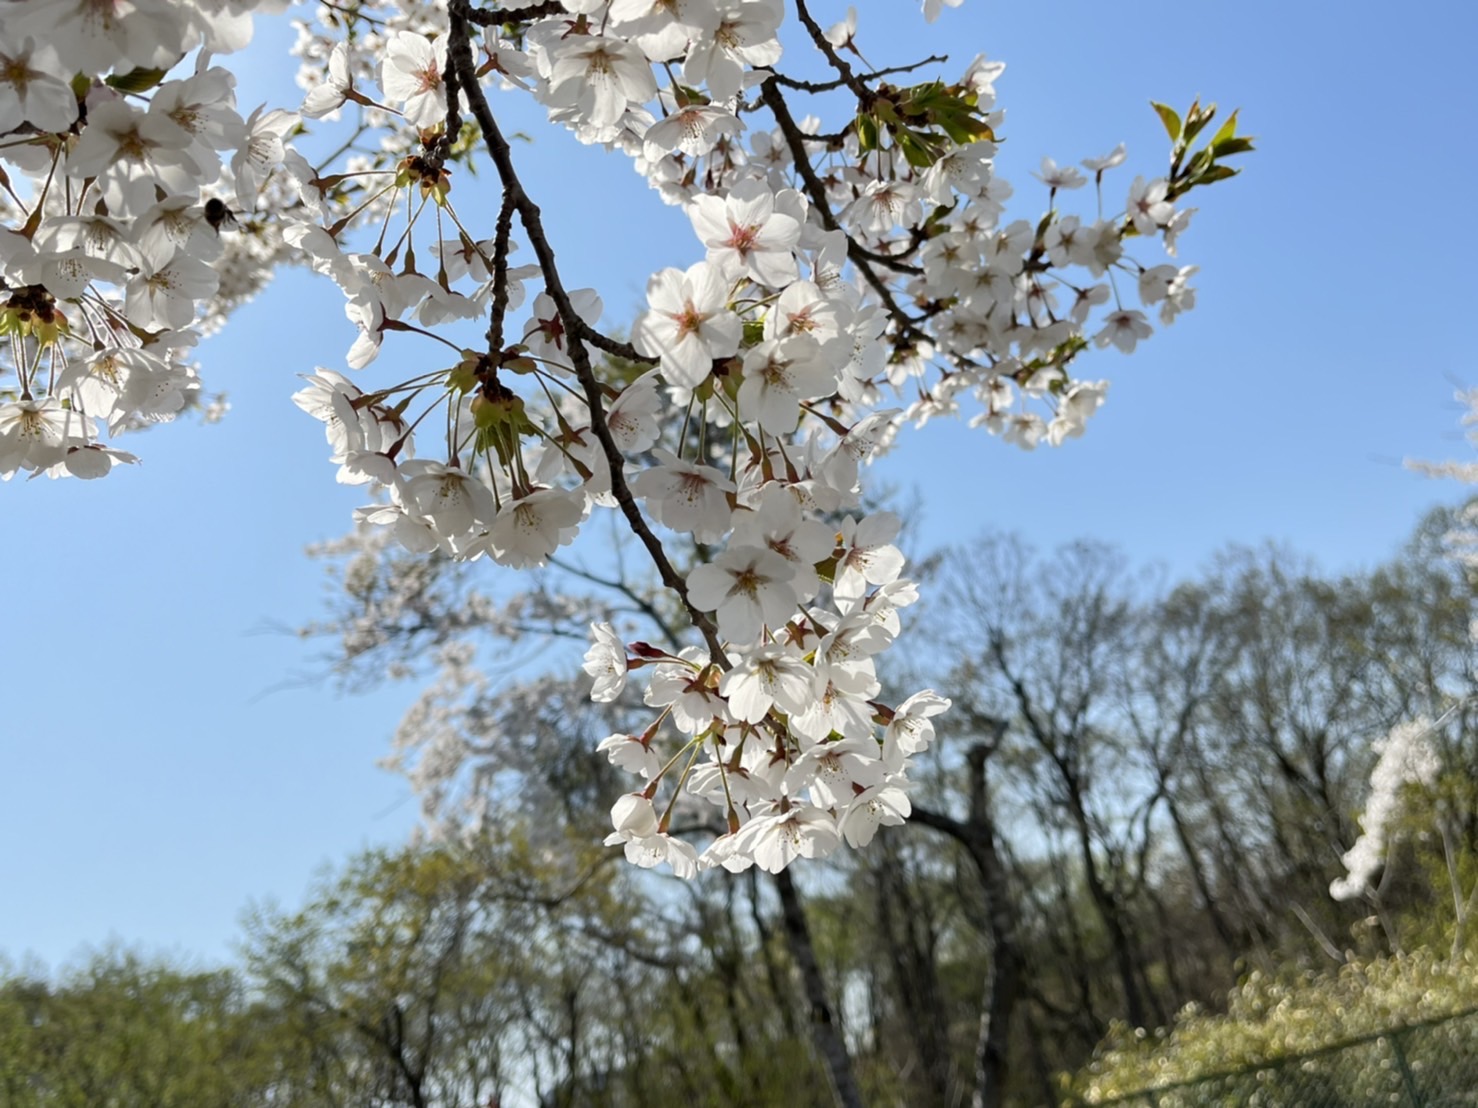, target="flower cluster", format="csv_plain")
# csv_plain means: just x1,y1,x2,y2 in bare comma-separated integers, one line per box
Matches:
592,611,949,876
1330,717,1441,901
3,0,1249,874
0,0,297,478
